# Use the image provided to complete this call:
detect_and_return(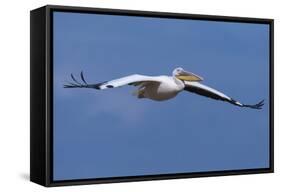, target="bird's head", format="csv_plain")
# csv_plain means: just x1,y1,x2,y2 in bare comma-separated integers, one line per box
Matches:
173,67,203,81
